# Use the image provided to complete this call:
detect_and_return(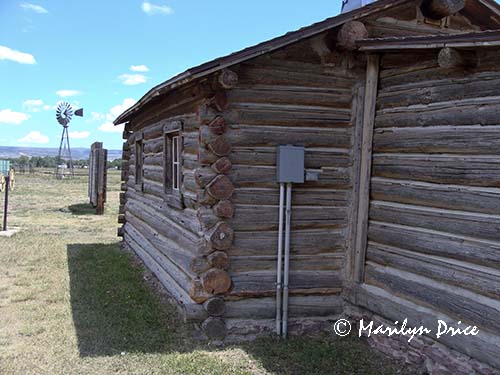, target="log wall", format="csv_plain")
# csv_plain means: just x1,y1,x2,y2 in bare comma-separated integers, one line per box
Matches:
355,47,500,369
219,40,364,325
